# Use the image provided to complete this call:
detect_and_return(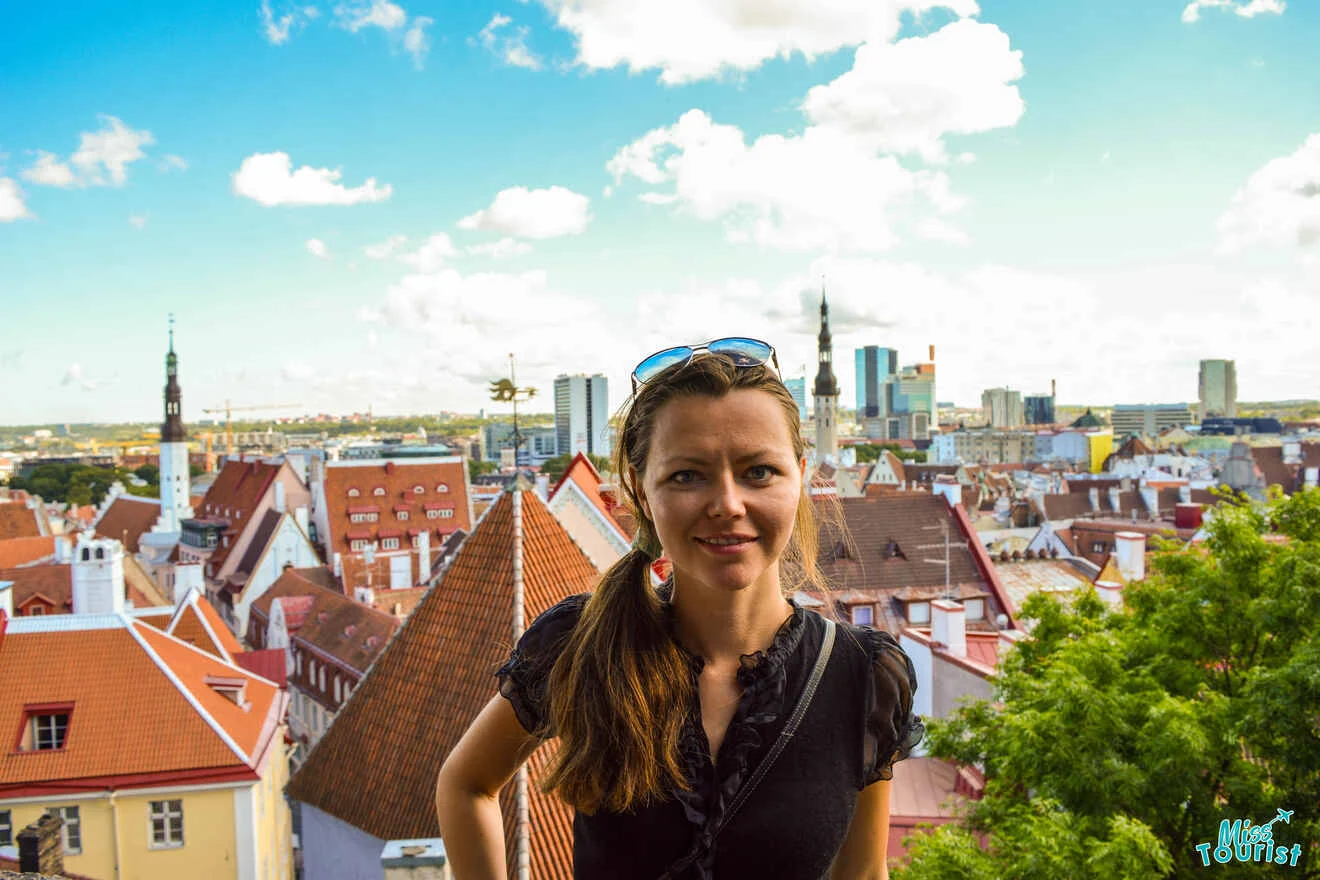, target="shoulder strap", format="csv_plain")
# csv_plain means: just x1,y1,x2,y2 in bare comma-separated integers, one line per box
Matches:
715,616,836,836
